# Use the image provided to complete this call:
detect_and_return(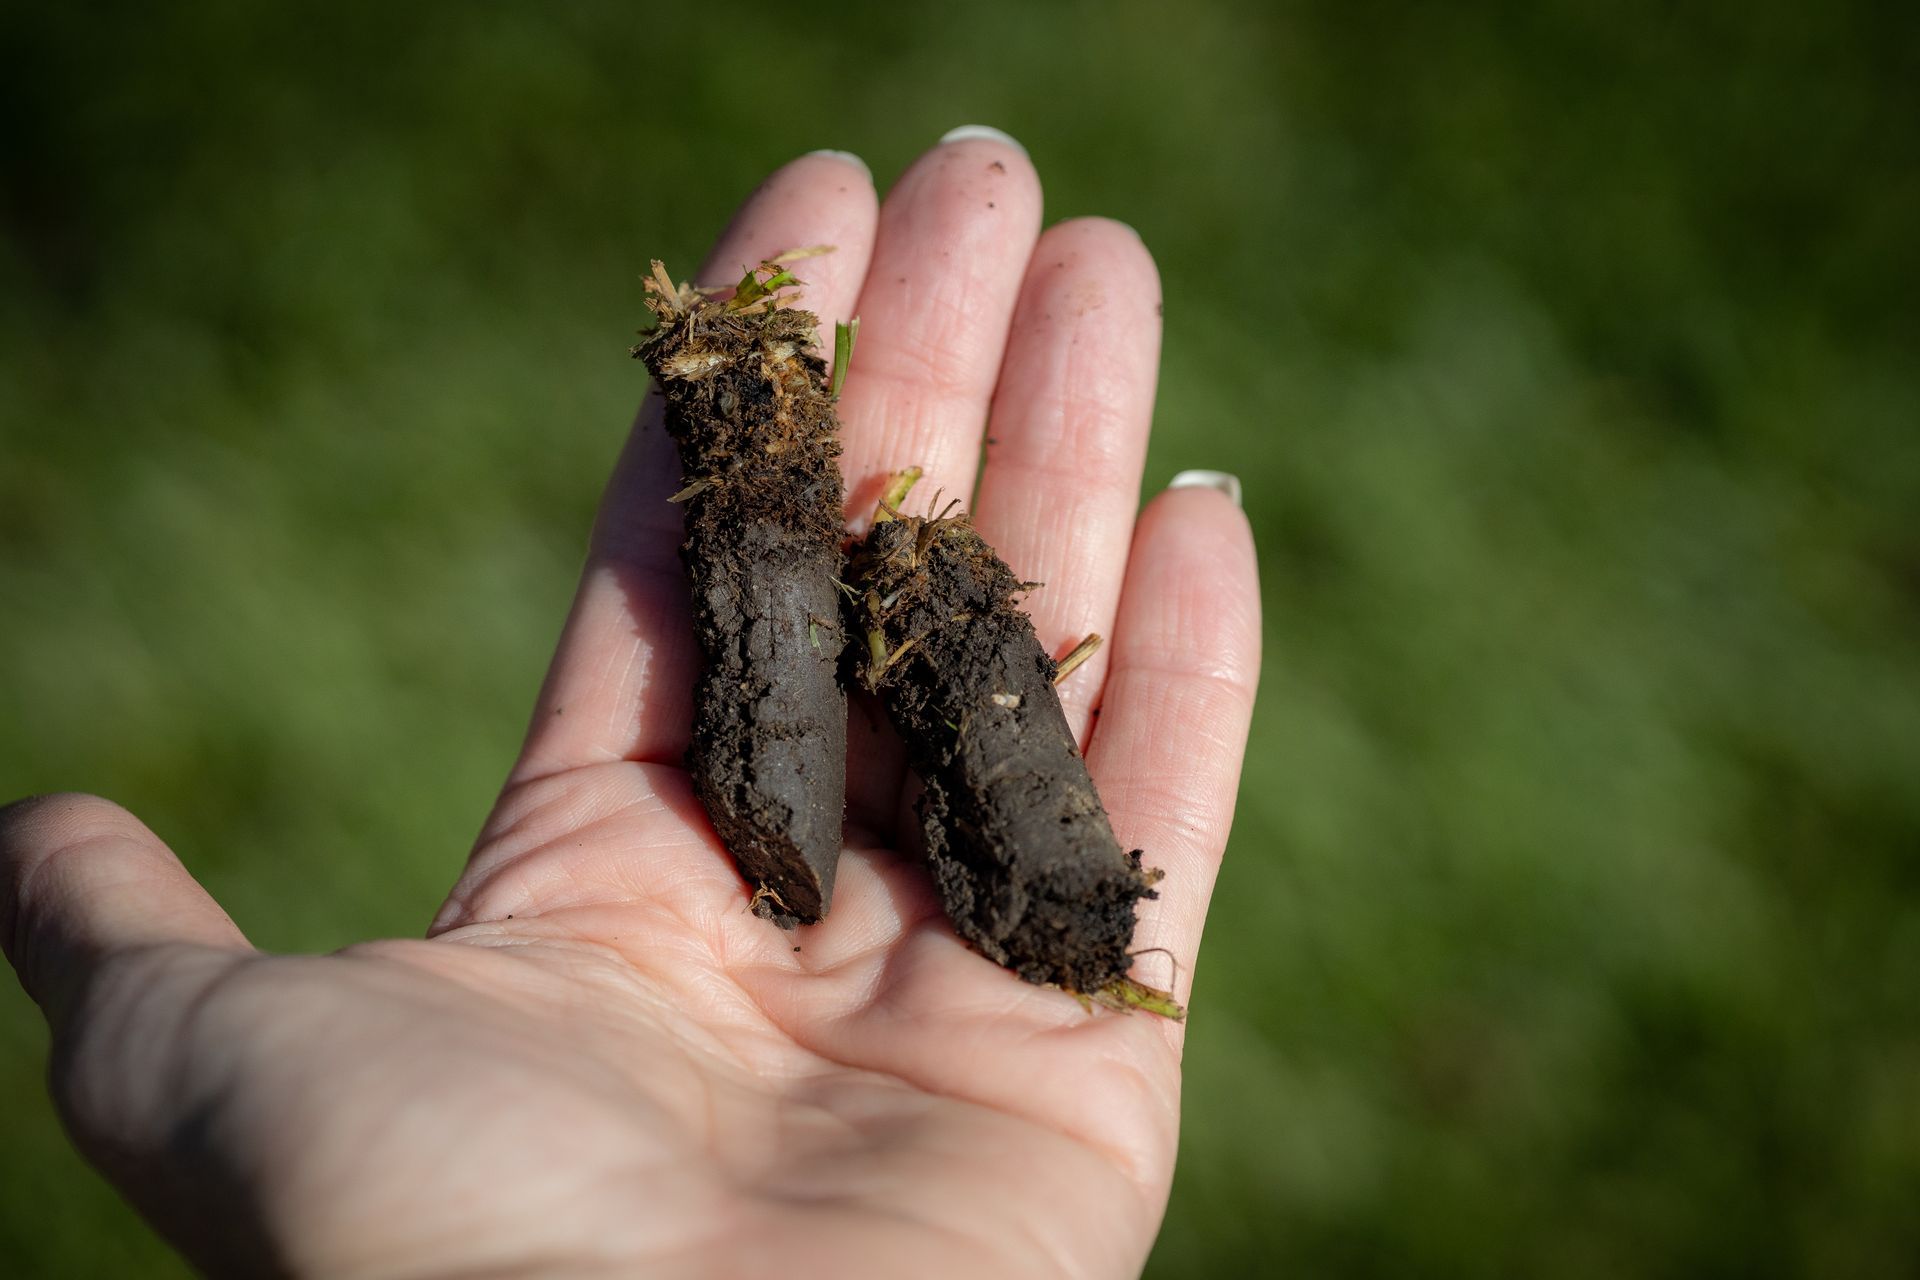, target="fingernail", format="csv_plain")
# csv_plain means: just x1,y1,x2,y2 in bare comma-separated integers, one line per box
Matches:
1169,470,1243,508
939,124,1026,155
807,149,871,180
